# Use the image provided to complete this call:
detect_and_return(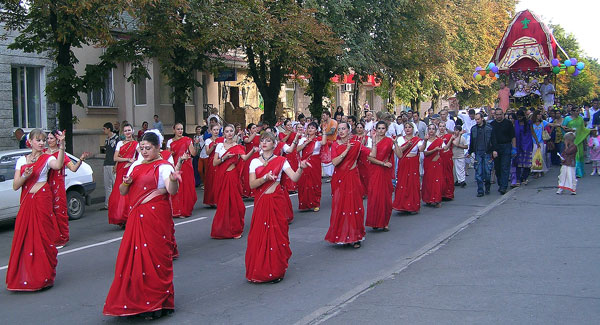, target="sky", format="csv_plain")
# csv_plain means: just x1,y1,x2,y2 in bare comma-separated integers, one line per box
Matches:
516,0,600,59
